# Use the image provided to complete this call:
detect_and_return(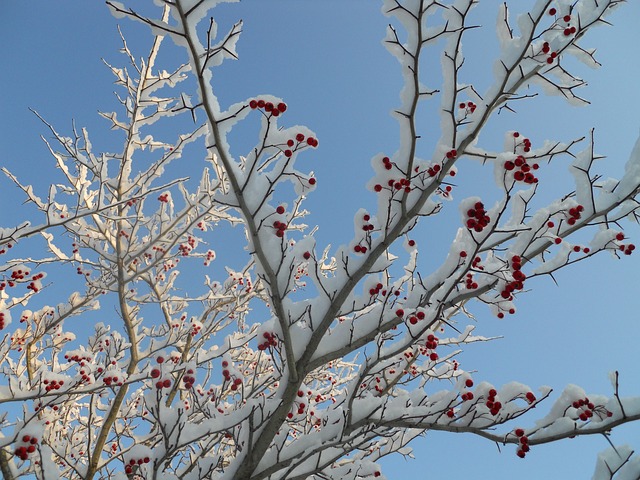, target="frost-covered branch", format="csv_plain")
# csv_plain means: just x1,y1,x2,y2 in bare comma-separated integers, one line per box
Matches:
1,0,639,479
